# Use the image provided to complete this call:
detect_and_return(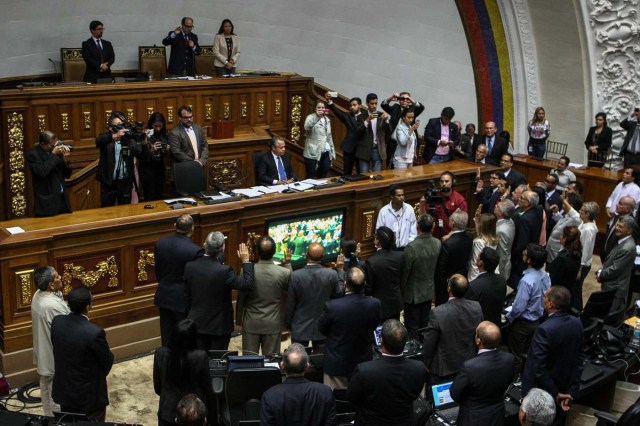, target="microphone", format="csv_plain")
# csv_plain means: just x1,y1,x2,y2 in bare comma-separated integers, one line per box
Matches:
48,58,60,83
